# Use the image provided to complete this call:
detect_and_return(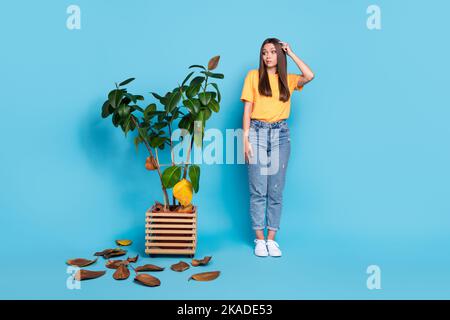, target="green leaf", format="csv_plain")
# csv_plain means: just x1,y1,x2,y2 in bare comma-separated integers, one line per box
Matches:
207,99,220,113
183,99,200,114
118,104,131,118
188,165,200,193
178,113,193,132
162,166,182,188
123,92,136,103
108,89,124,108
188,64,206,70
112,112,120,127
154,121,167,130
134,95,145,101
130,105,144,112
202,107,212,120
190,76,205,86
186,83,201,98
101,101,114,118
198,92,212,106
181,71,195,87
119,78,135,86
151,92,166,105
200,71,224,79
123,115,132,137
210,83,221,103
150,136,165,148
166,90,182,113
